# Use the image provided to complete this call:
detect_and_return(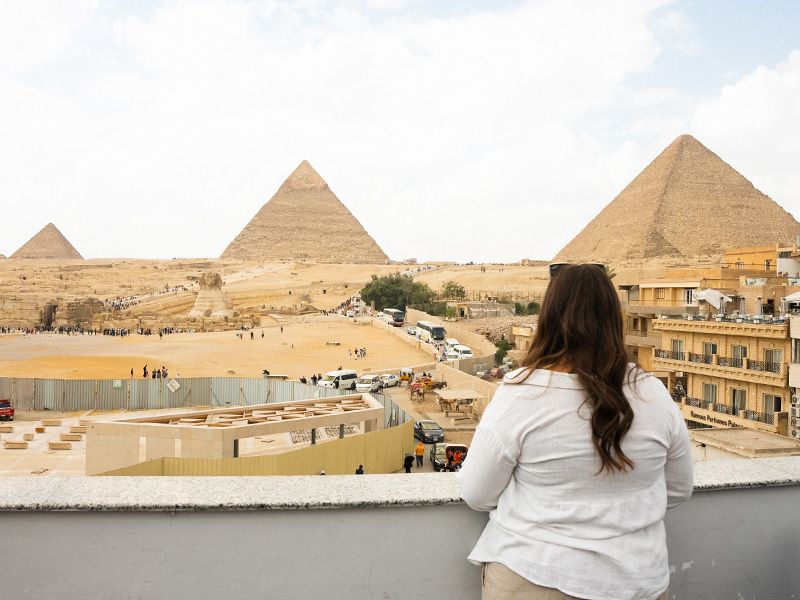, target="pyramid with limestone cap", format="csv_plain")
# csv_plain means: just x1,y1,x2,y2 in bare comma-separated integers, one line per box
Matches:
554,135,800,262
11,223,83,260
221,160,388,263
